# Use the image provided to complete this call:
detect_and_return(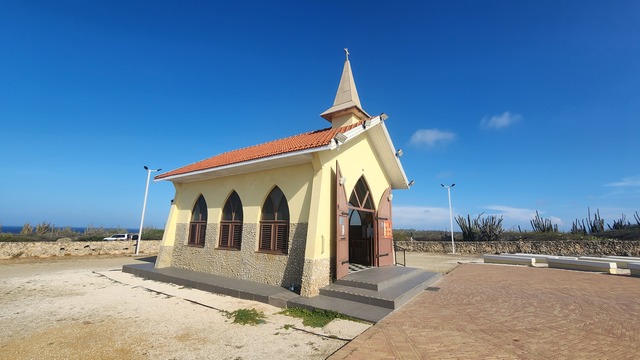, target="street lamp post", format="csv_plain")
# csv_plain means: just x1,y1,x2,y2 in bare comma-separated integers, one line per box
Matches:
136,166,161,255
441,183,456,254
